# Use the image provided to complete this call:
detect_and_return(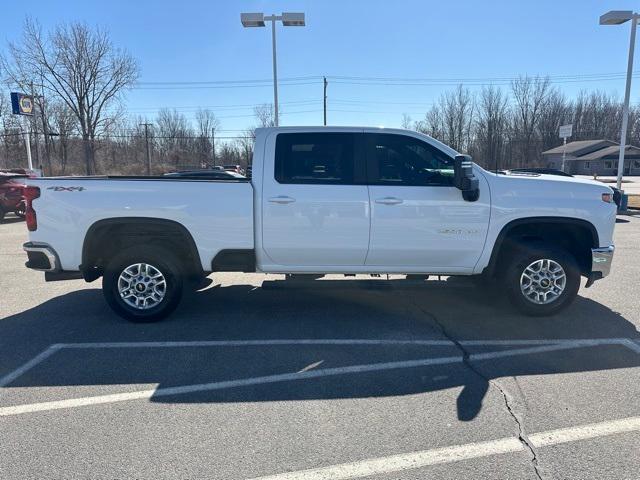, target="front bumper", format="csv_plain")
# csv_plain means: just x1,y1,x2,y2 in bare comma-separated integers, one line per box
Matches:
590,245,615,279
